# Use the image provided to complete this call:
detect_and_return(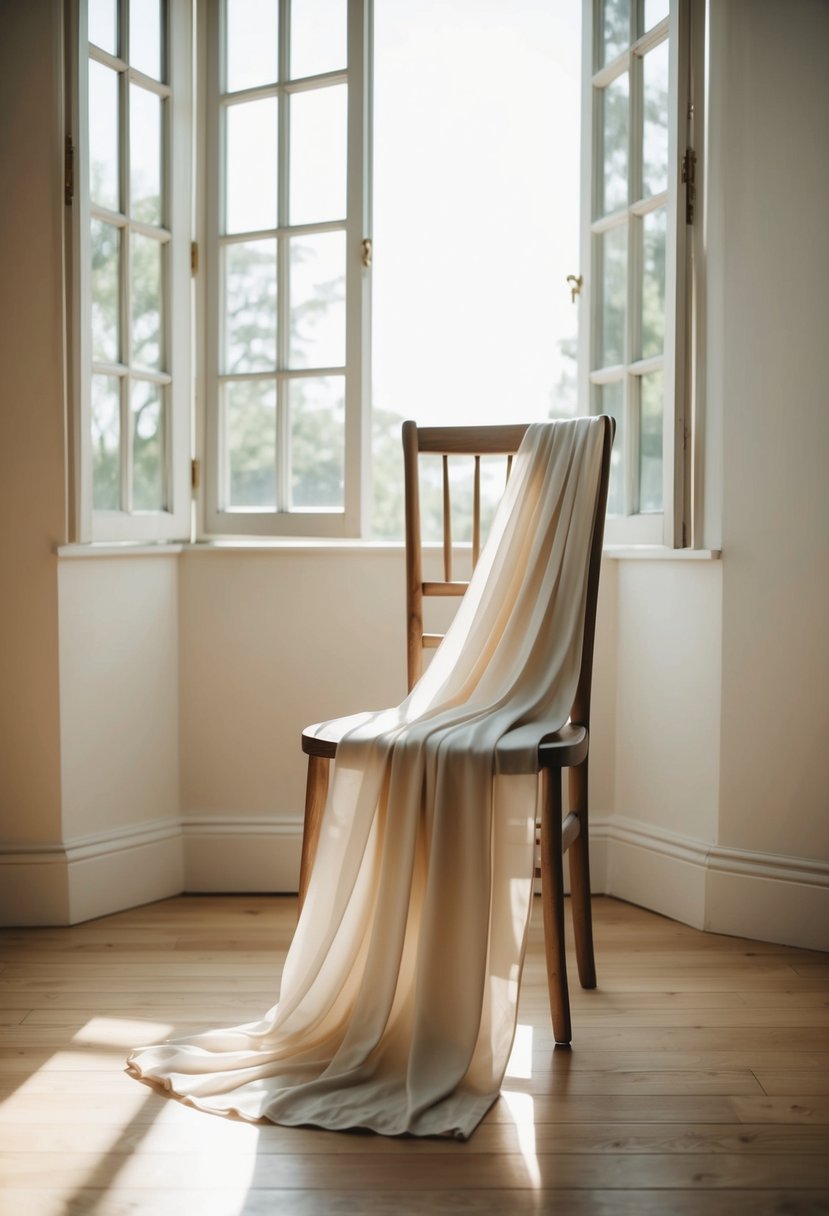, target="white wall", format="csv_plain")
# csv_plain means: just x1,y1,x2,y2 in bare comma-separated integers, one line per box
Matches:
703,0,829,947
57,556,184,921
0,0,69,923
0,0,826,948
